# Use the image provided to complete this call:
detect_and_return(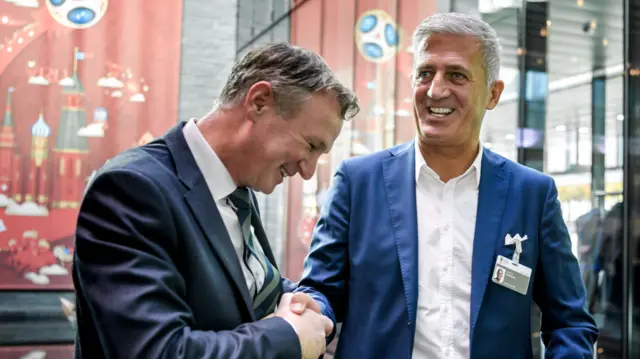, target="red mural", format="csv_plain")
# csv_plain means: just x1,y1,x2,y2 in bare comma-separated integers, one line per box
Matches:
0,0,183,289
